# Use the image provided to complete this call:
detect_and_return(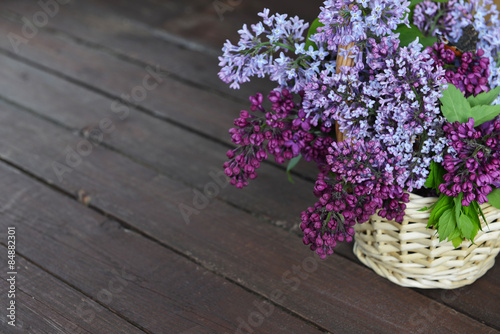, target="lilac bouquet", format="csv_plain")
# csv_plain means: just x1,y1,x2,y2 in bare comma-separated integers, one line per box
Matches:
218,0,500,259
